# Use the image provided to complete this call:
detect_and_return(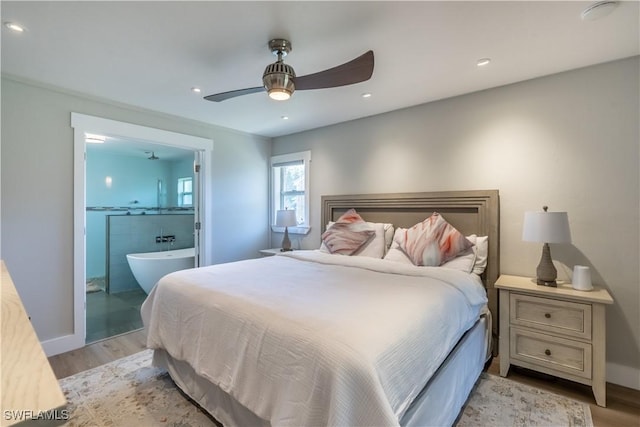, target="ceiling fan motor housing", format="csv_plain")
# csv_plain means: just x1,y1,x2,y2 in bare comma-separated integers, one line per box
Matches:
263,61,296,100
